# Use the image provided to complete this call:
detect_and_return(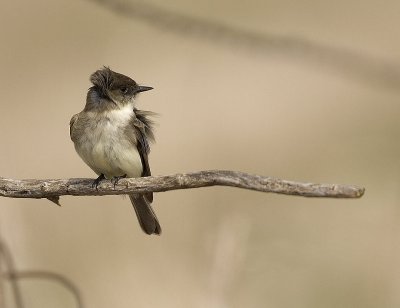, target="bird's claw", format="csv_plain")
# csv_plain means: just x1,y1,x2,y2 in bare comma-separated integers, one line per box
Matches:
92,174,105,190
111,174,127,189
